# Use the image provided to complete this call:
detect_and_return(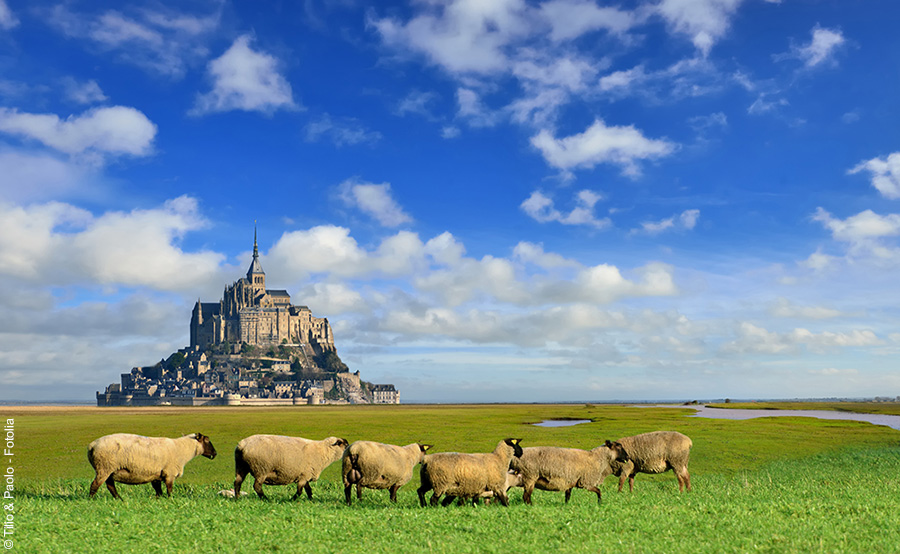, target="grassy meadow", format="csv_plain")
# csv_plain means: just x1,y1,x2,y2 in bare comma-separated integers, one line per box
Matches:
5,403,900,553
